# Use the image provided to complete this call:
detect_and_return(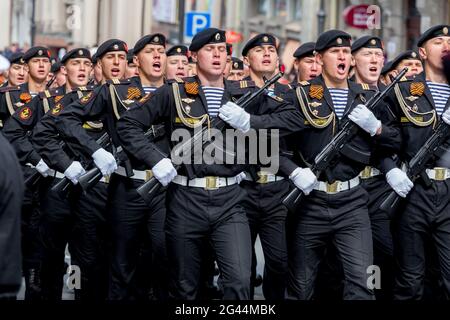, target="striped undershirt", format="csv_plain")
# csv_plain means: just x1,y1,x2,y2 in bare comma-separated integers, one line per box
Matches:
142,86,157,95
426,81,450,116
202,86,224,117
328,88,348,120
